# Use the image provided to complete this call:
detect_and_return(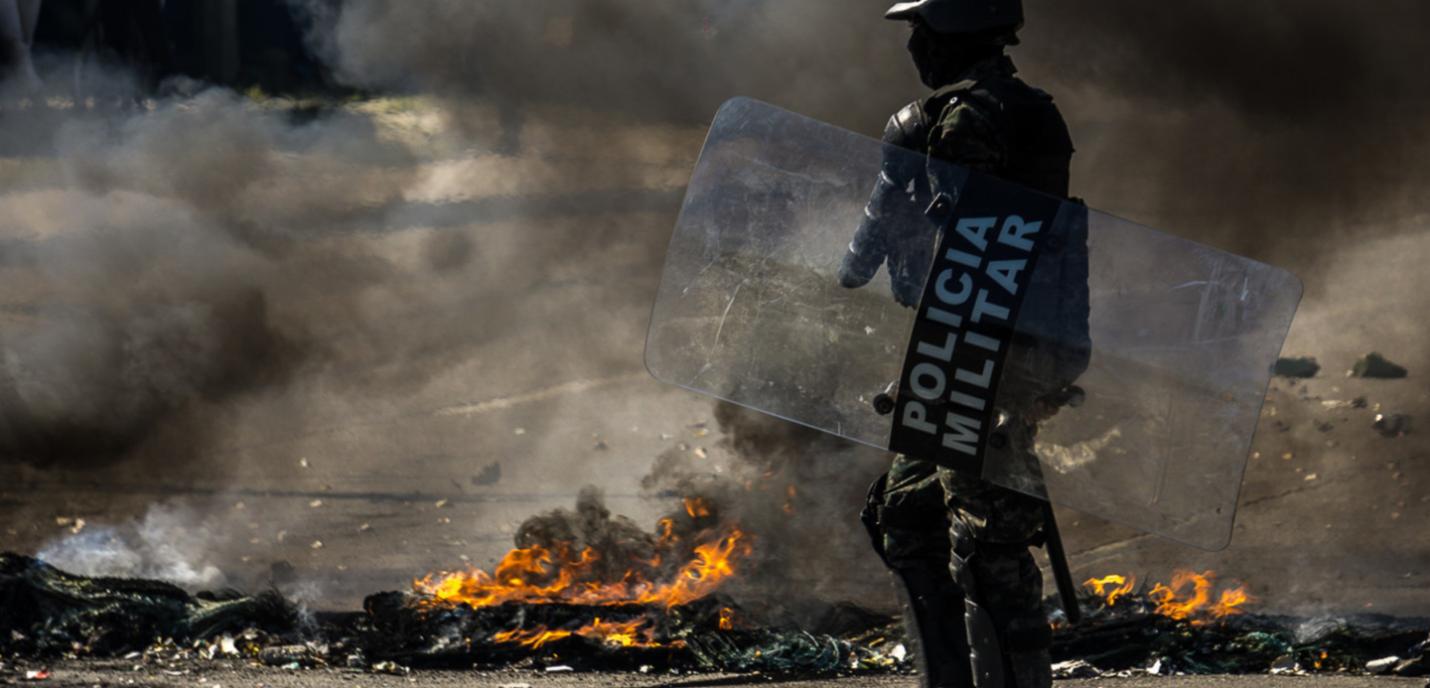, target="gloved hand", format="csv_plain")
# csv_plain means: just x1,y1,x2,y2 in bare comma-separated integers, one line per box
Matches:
838,222,933,308
839,158,939,308
839,243,885,289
